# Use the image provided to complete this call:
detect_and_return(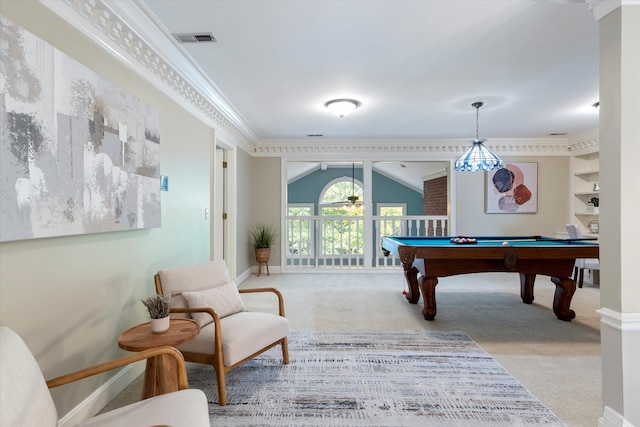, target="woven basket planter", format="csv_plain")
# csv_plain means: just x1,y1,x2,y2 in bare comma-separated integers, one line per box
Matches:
255,247,271,263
